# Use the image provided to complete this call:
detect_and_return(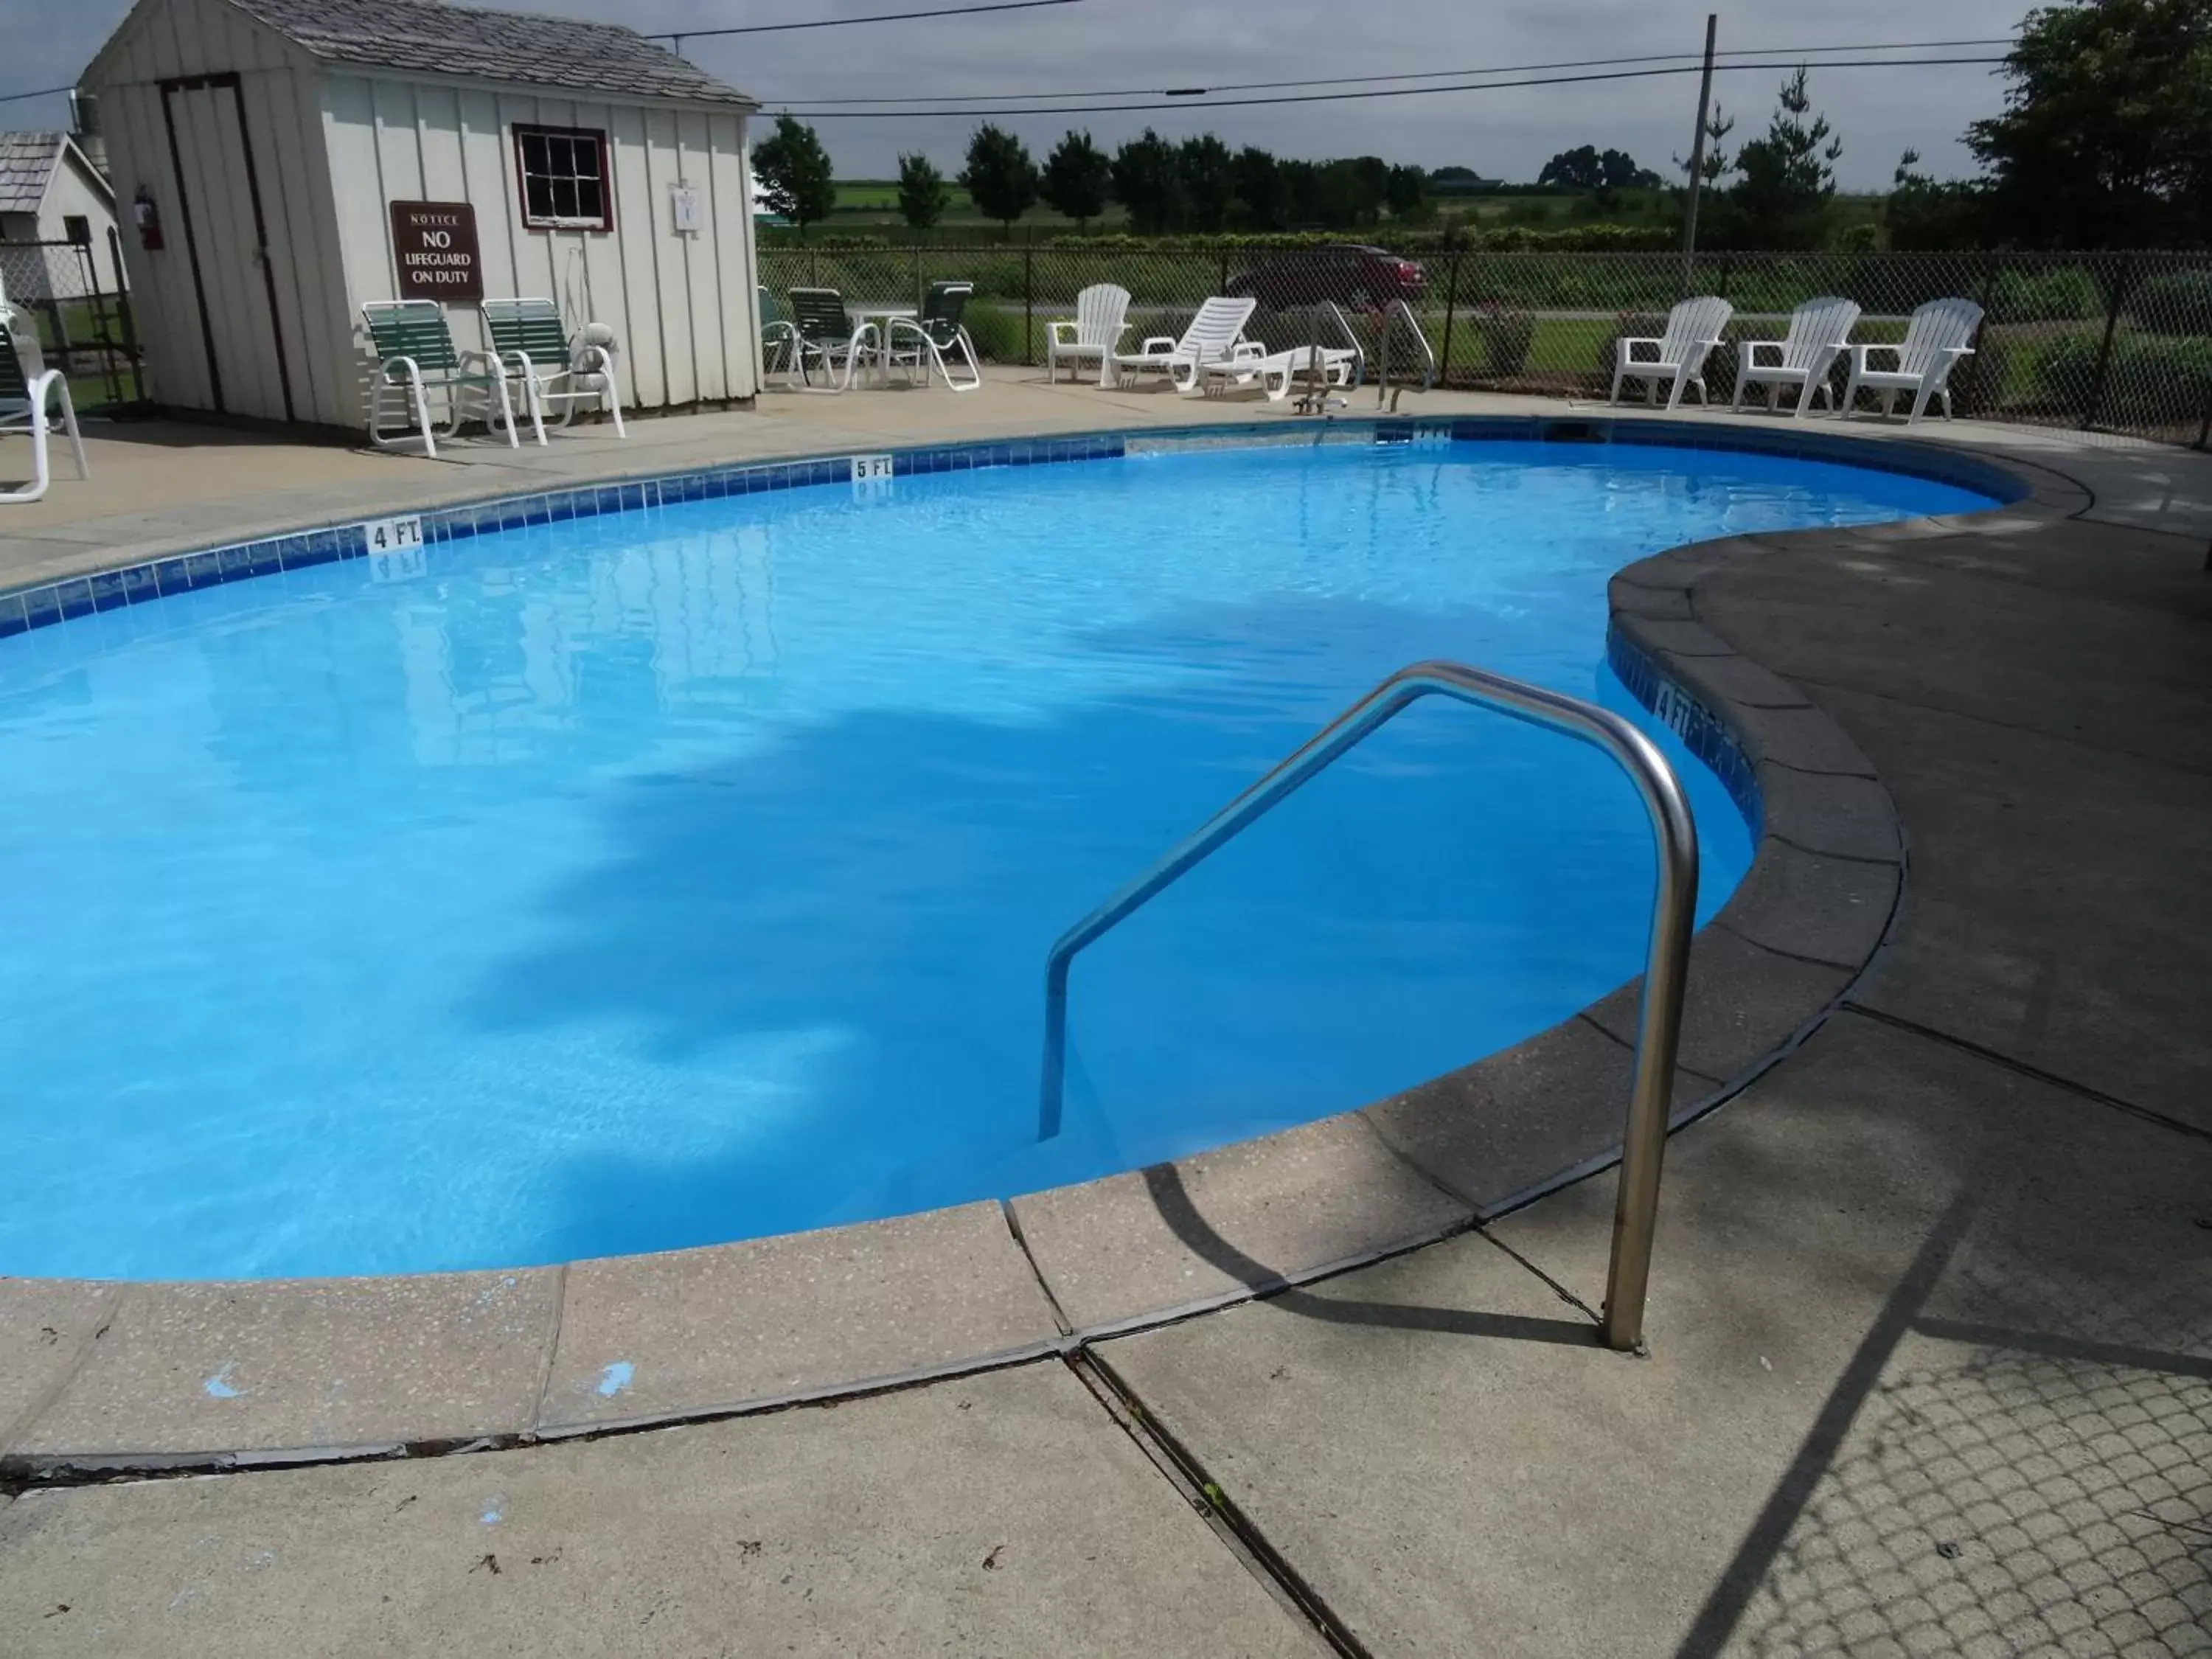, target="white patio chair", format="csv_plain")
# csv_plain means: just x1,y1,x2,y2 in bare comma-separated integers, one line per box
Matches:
785,288,883,393
481,298,627,440
1113,296,1260,394
1609,296,1733,411
1840,297,1983,425
1734,296,1862,417
1048,284,1131,386
1,314,88,504
886,281,983,392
